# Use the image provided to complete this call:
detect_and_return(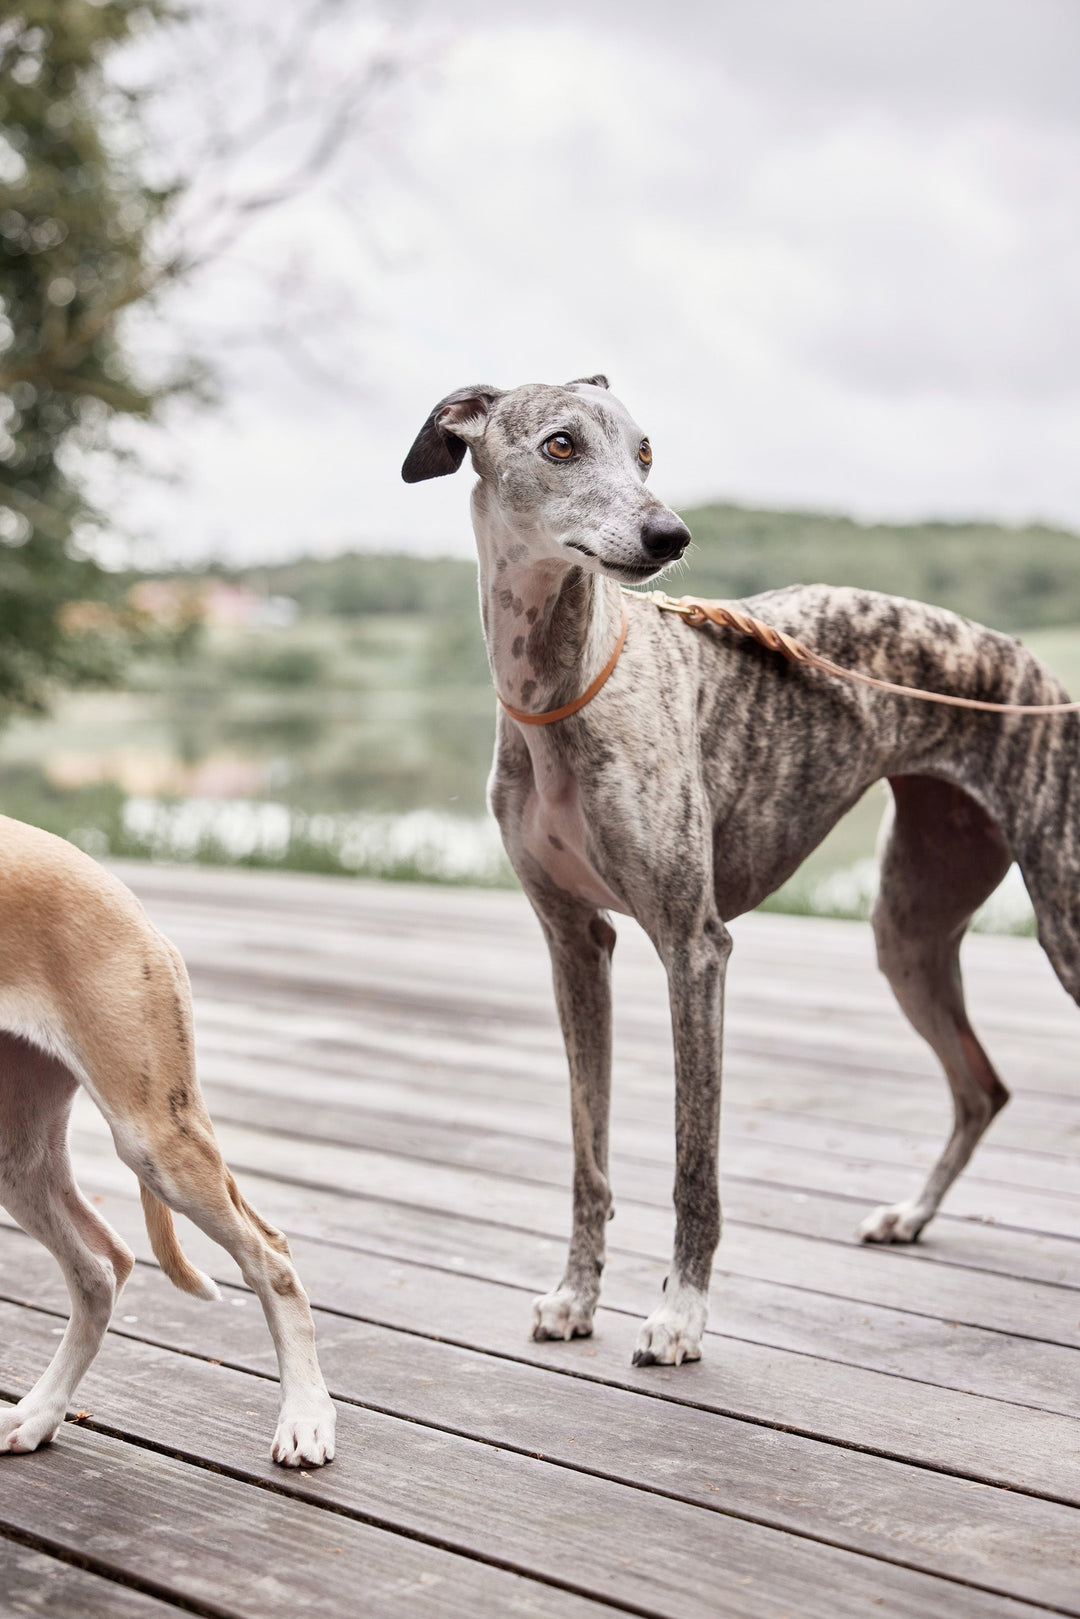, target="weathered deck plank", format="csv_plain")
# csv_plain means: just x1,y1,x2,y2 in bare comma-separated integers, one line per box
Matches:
61,1105,1080,1358
0,1543,186,1618
169,1073,1080,1287
32,1122,1080,1429
6,1202,1079,1505
0,864,1076,1617
0,1418,622,1619
2,1295,1078,1616
188,1056,1080,1206
5,1220,1080,1591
